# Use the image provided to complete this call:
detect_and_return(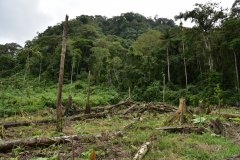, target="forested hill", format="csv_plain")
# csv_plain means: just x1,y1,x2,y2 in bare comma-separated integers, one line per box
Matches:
0,1,240,115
